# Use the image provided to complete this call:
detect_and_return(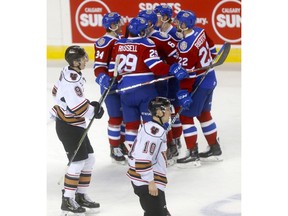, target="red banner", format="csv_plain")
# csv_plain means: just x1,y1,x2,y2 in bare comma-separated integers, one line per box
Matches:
69,0,241,45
